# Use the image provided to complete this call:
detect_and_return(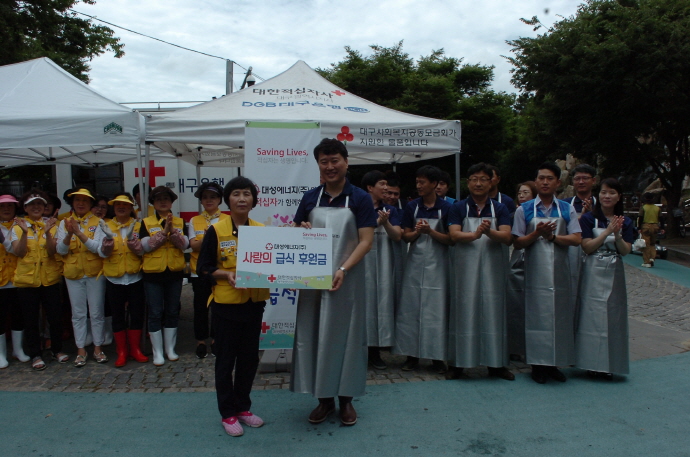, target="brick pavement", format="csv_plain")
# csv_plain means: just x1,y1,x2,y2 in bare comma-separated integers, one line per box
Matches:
0,262,687,393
